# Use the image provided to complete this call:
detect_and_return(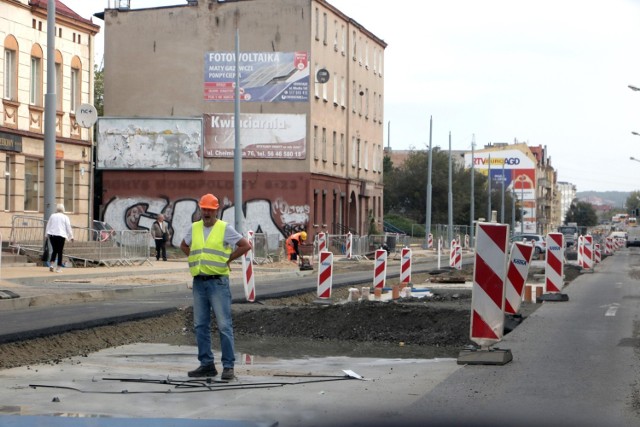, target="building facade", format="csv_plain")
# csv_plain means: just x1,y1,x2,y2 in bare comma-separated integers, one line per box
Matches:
98,0,386,244
557,181,577,222
0,0,99,236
